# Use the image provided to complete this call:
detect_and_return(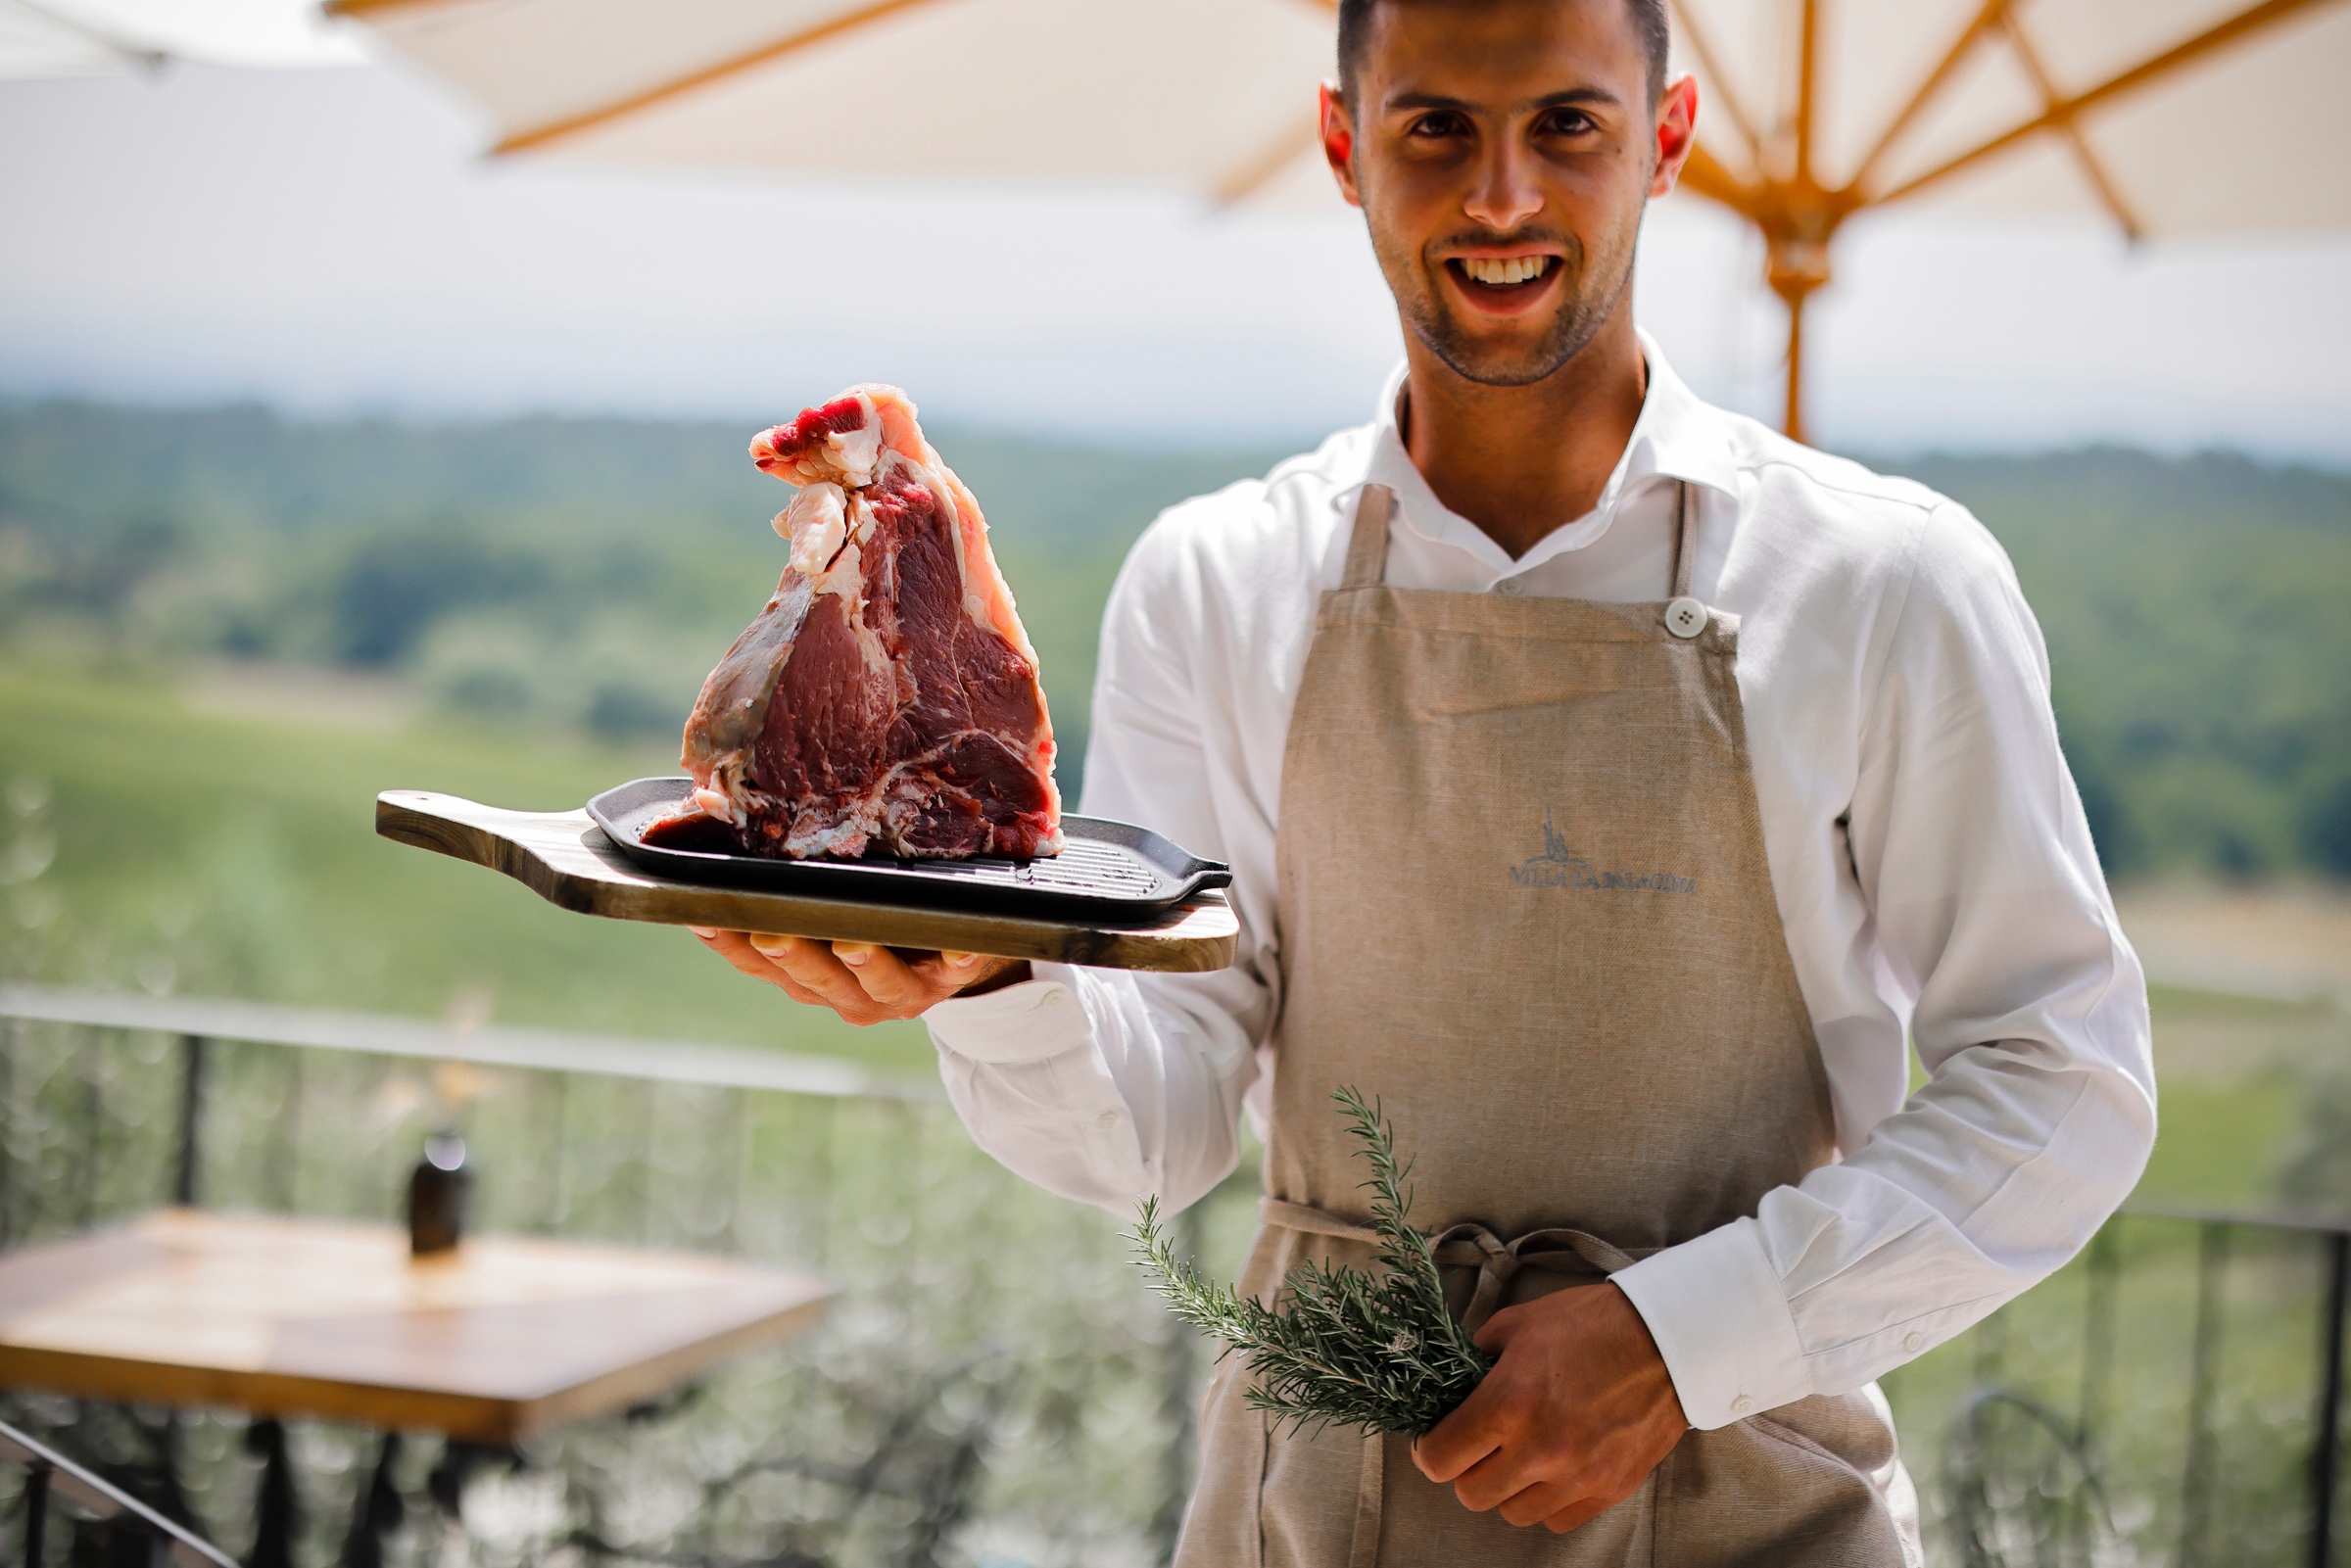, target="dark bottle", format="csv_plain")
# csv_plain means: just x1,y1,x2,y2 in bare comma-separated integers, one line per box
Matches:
408,1129,472,1257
